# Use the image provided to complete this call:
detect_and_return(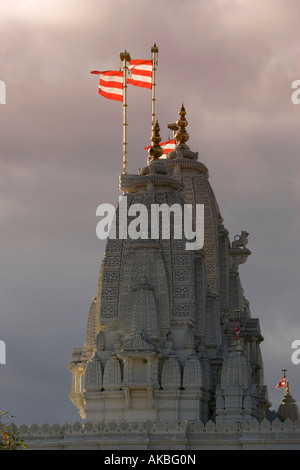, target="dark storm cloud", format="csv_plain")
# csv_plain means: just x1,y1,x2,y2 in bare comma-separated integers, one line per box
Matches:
0,0,299,424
